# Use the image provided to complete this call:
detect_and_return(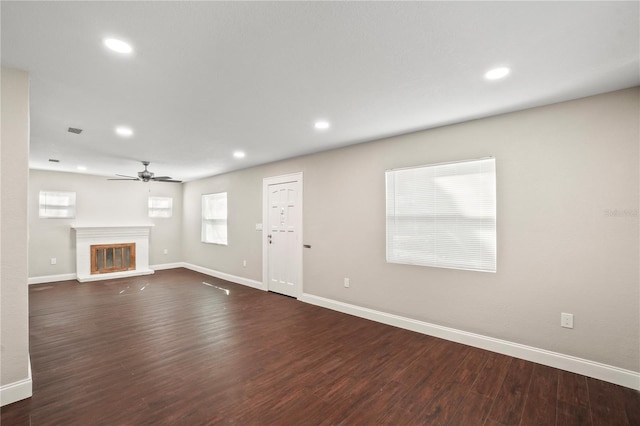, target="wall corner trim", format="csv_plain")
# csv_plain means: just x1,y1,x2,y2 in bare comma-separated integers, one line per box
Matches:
0,355,32,407
299,293,640,391
182,263,265,291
